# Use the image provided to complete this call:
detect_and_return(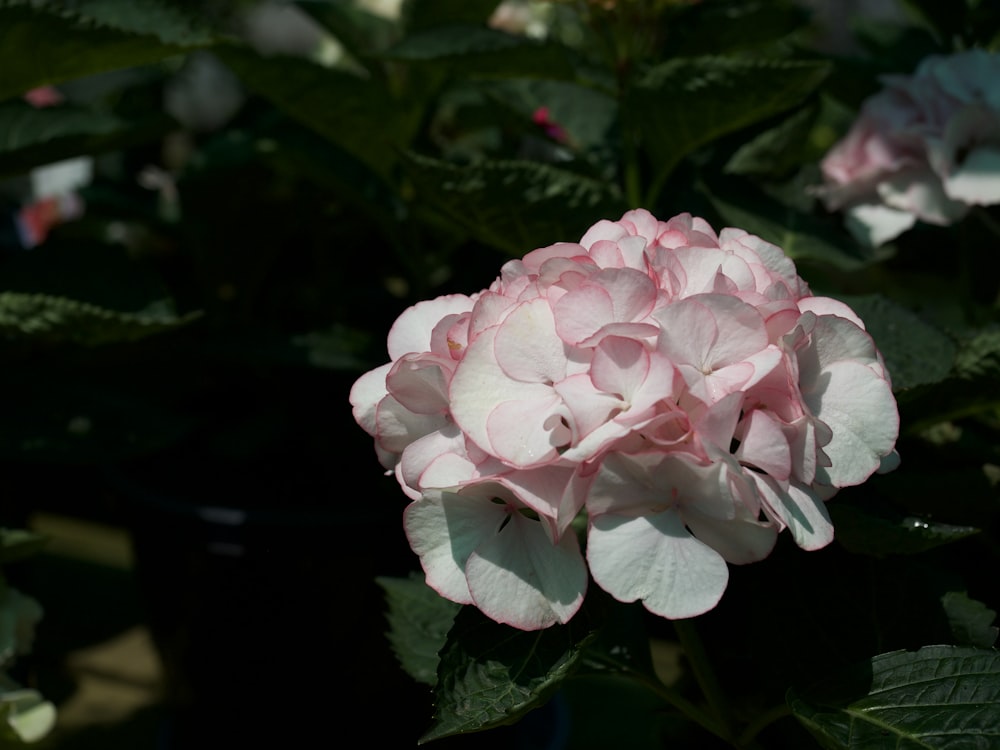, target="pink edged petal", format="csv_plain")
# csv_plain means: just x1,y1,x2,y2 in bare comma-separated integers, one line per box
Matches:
404,491,509,606
751,474,834,550
800,314,884,376
494,299,568,382
385,355,451,414
487,393,570,467
466,511,587,630
735,409,792,480
802,360,899,487
589,336,649,397
587,510,729,619
796,297,865,329
450,326,561,463
400,425,471,490
554,372,622,440
349,363,391,436
683,509,778,564
387,294,475,360
552,283,614,345
374,396,450,455
496,466,593,539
